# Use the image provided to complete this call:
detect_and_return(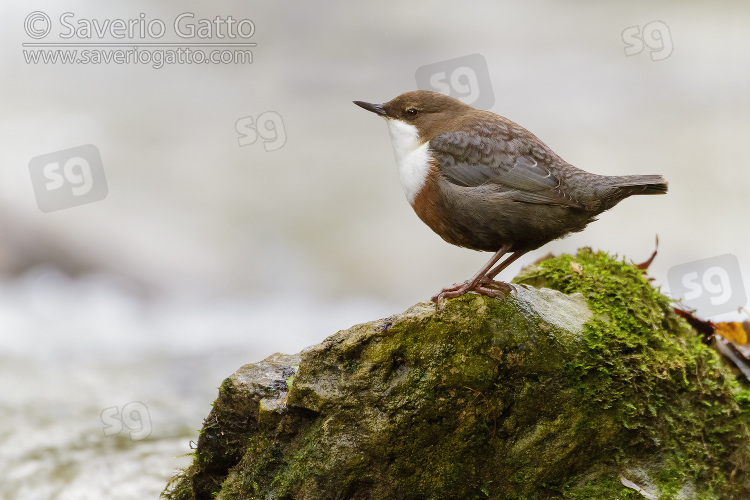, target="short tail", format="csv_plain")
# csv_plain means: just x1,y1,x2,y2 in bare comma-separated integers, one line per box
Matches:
609,174,668,196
